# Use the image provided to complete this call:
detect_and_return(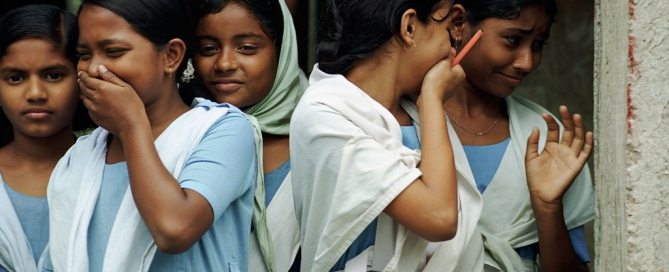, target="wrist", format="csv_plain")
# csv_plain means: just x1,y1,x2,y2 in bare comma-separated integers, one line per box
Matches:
530,196,564,215
118,118,150,142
